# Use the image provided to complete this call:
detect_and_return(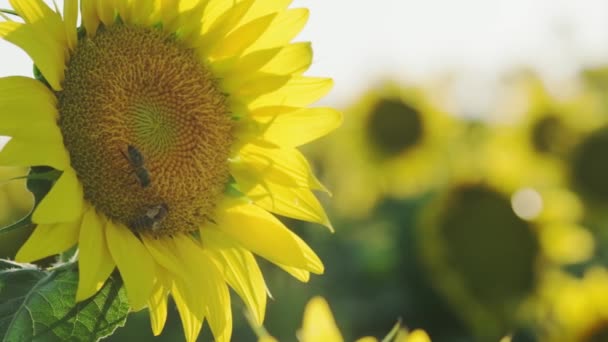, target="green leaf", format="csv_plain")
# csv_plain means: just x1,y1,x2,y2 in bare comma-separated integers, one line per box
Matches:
0,262,130,342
